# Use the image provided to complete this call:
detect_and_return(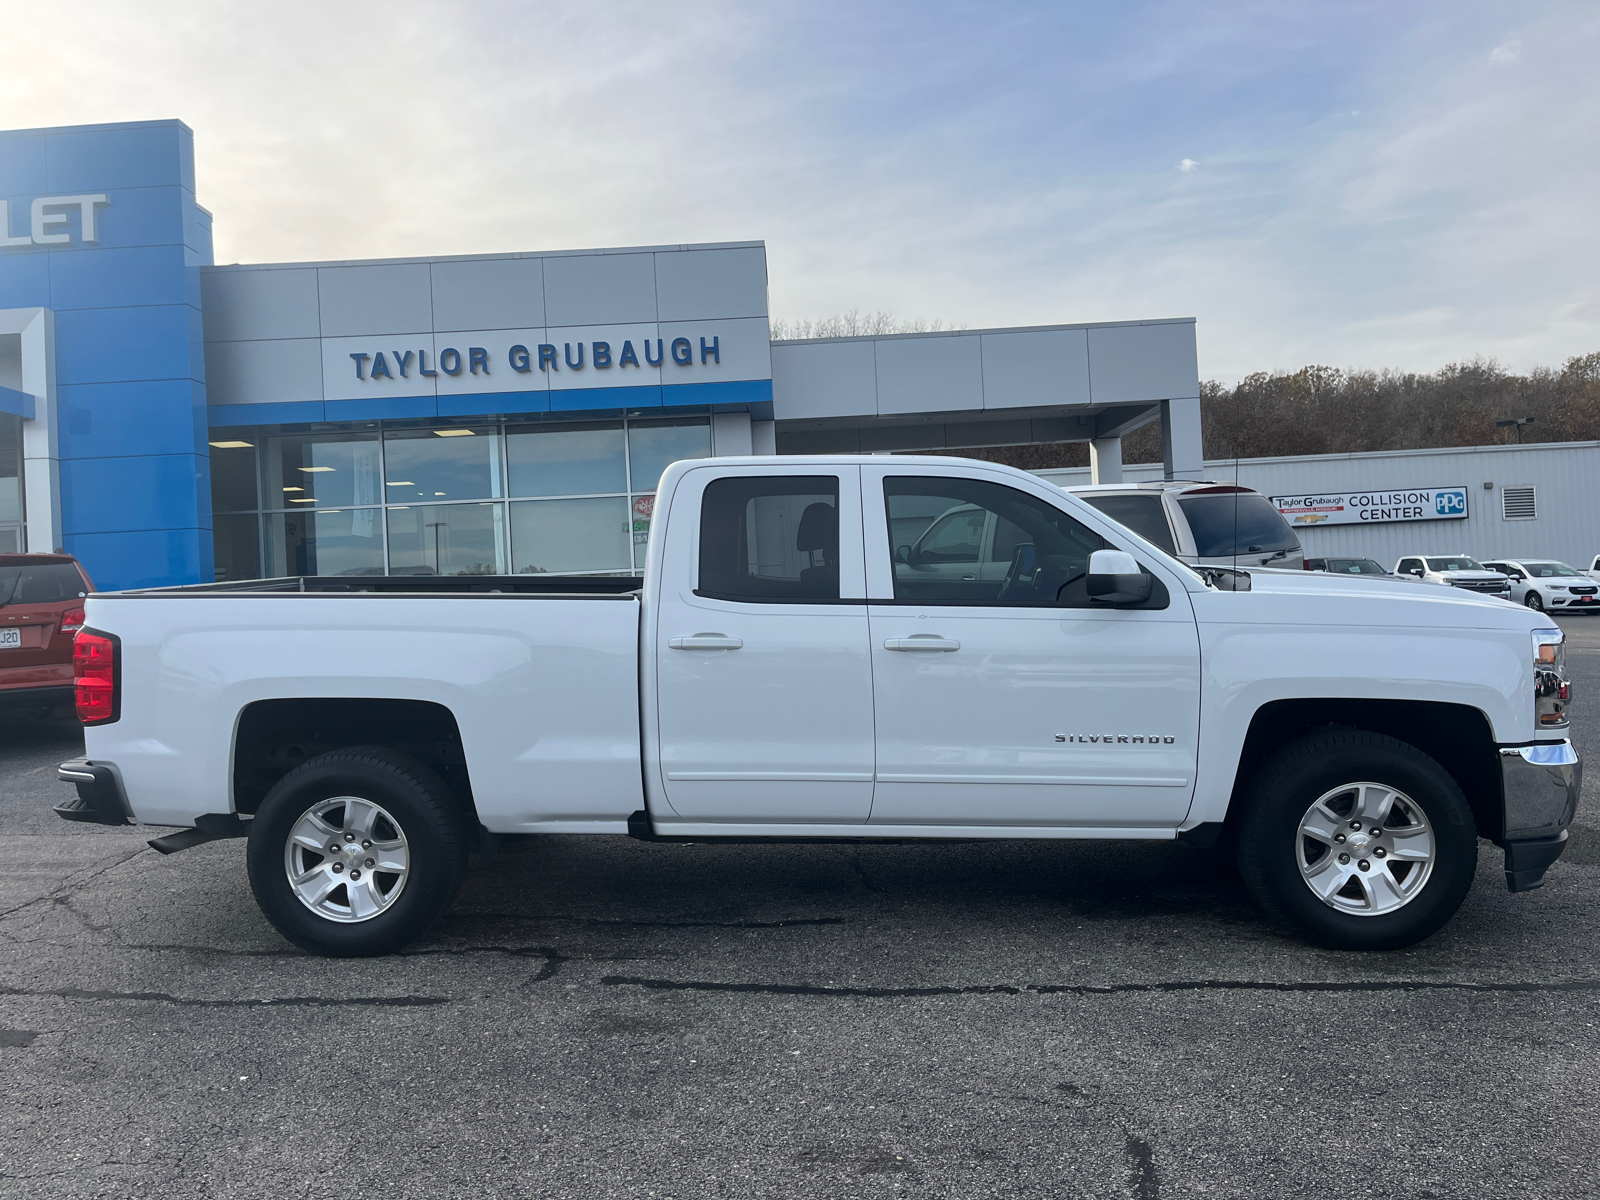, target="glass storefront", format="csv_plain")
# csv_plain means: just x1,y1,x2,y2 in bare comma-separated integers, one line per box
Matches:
0,413,21,554
210,417,712,580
